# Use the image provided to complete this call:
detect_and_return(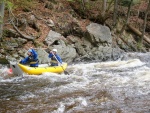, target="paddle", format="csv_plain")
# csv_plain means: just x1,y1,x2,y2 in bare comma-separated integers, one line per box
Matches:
10,61,24,77
51,52,69,75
